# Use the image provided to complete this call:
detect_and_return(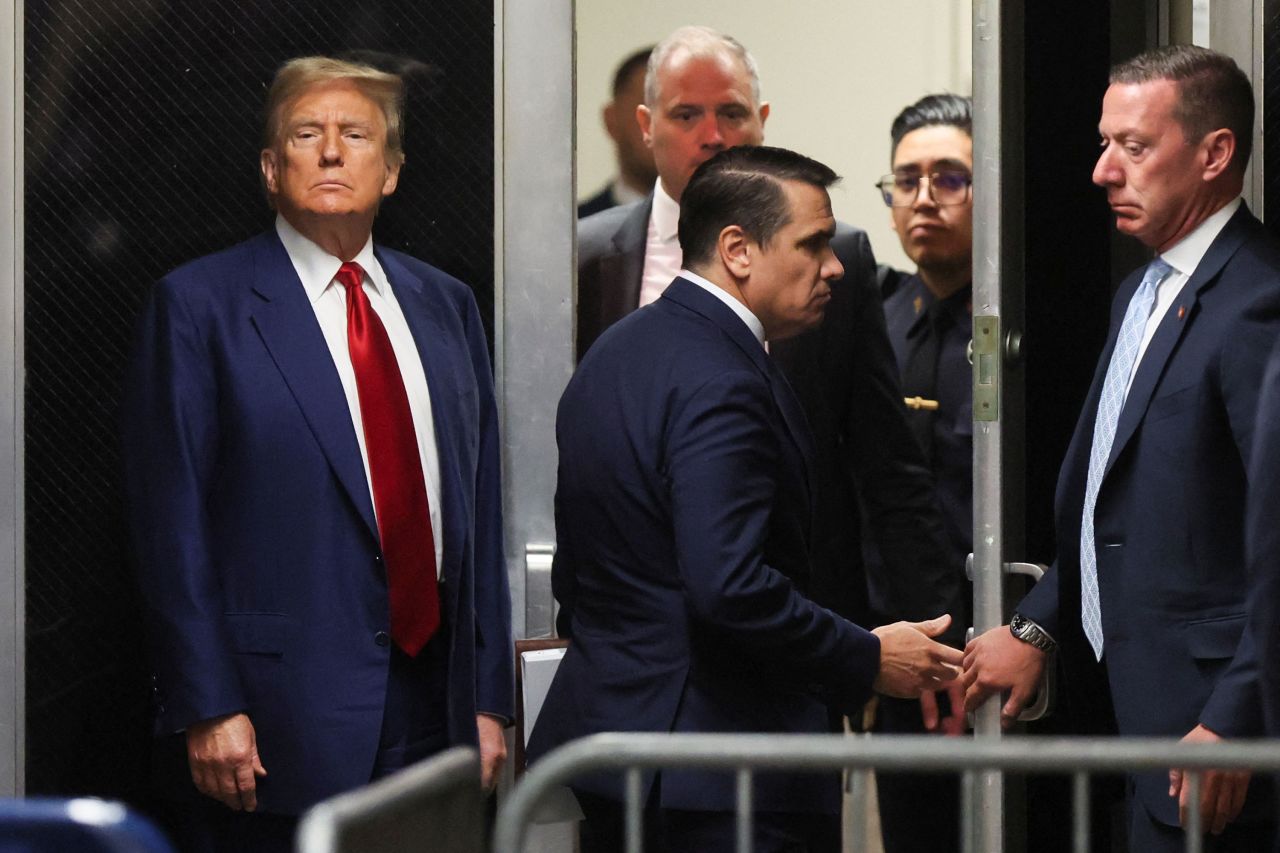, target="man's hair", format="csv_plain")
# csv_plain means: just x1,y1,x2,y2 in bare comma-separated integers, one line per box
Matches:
890,93,972,157
1111,45,1254,171
612,46,654,99
679,145,839,268
645,26,761,107
262,56,406,168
